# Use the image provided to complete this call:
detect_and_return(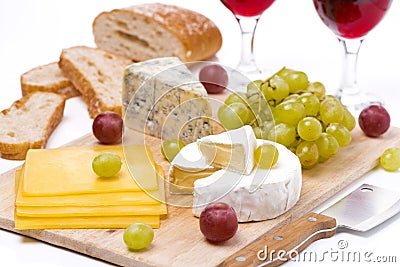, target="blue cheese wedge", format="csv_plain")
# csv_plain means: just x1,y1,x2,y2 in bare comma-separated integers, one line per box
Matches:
192,139,302,222
122,57,212,143
197,125,257,175
168,142,220,194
